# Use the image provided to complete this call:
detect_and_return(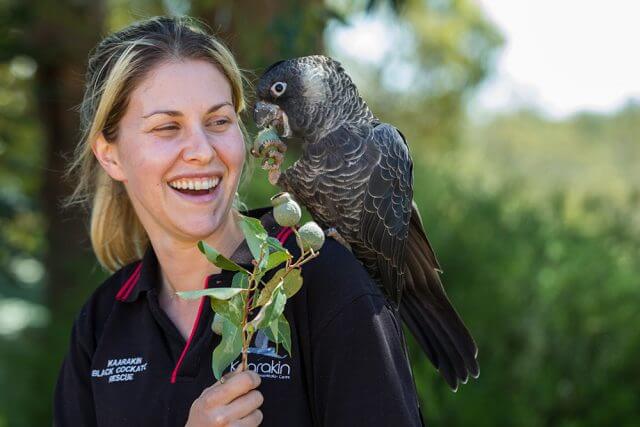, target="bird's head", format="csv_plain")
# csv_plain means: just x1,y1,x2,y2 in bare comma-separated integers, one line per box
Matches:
254,55,366,142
